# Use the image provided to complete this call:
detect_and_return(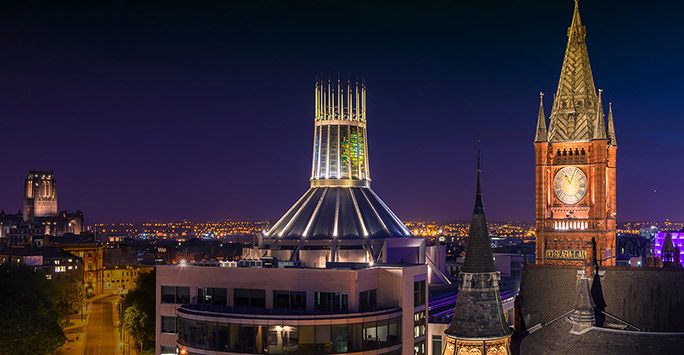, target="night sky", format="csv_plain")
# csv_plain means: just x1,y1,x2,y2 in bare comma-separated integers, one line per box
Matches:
0,0,681,223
